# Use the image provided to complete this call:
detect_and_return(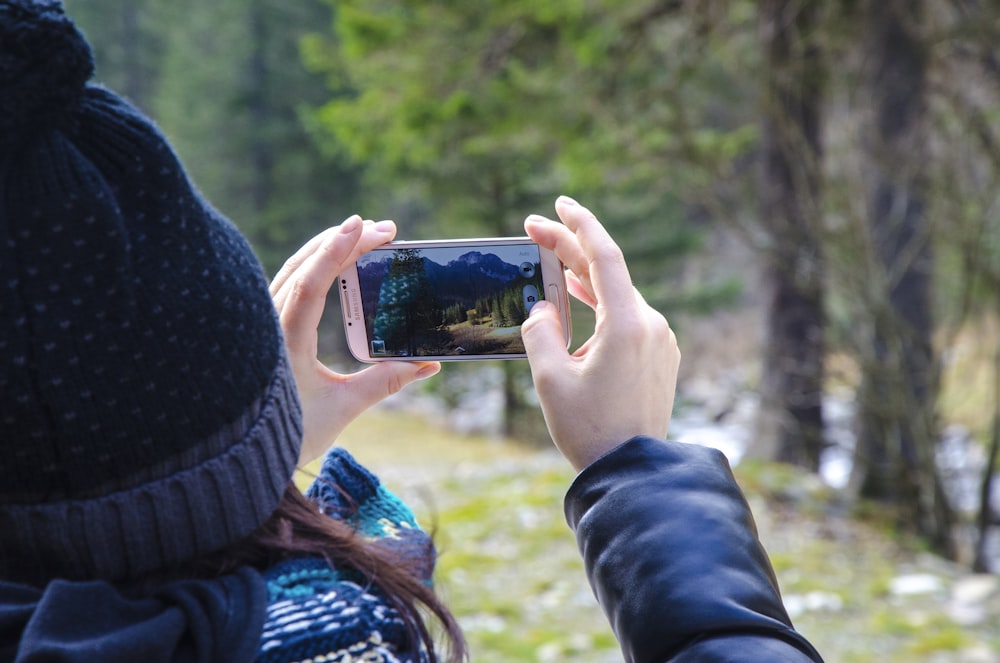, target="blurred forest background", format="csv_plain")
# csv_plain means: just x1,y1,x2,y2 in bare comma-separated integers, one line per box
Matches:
65,0,1000,581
